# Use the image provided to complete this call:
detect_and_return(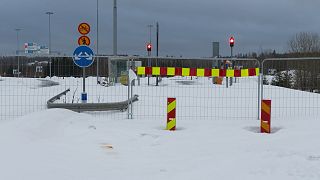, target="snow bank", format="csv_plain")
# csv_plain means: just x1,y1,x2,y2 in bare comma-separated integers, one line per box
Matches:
0,109,319,180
